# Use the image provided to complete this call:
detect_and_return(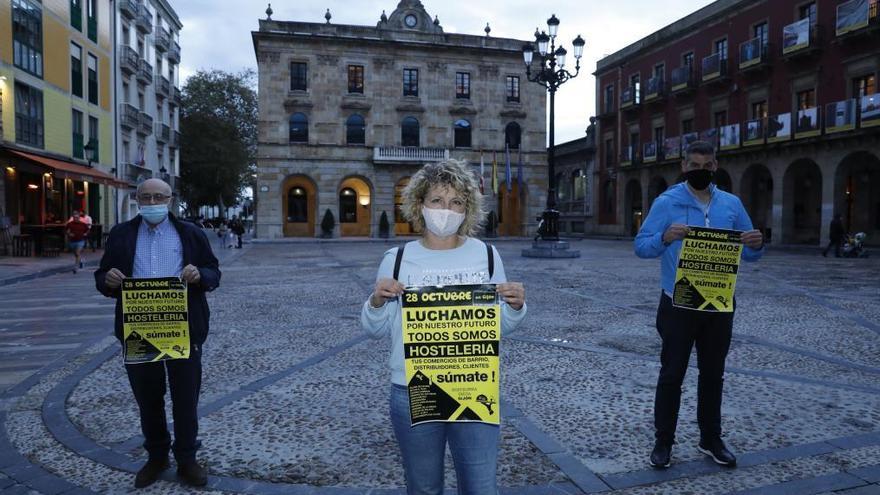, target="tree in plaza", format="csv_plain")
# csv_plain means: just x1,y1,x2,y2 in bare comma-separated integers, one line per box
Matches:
179,69,257,217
